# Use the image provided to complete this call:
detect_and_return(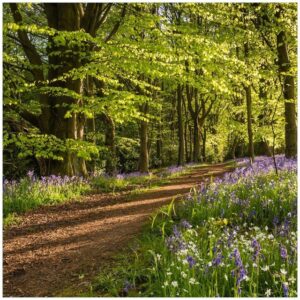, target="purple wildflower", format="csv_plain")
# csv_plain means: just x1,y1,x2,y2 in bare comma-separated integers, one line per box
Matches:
251,239,261,261
172,225,181,238
212,253,223,267
231,249,247,292
186,255,196,268
282,282,289,297
280,245,288,260
27,170,34,179
180,220,192,229
273,216,279,227
123,281,134,295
